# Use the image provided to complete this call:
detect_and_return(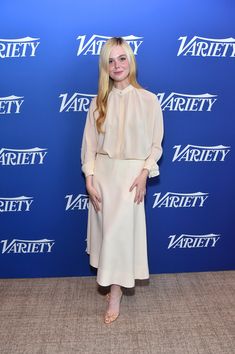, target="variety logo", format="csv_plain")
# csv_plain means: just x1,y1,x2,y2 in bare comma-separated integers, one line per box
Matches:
0,37,40,58
177,36,235,57
0,147,48,166
76,34,143,56
59,92,95,113
0,196,34,212
1,238,55,254
153,192,209,208
172,144,231,162
0,95,24,114
168,233,221,249
157,92,217,111
65,194,89,210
